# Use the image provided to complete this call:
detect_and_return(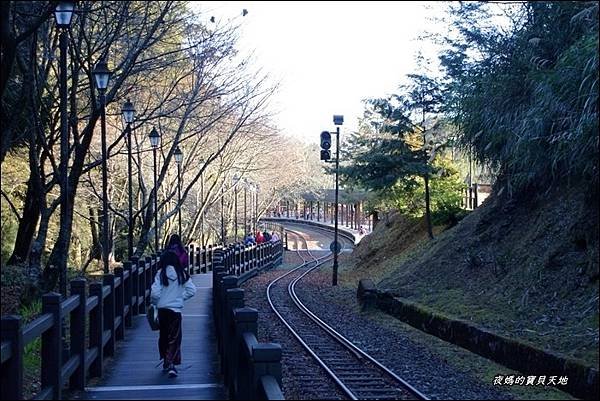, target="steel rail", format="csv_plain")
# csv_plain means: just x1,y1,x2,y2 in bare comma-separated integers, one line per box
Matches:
268,225,429,400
